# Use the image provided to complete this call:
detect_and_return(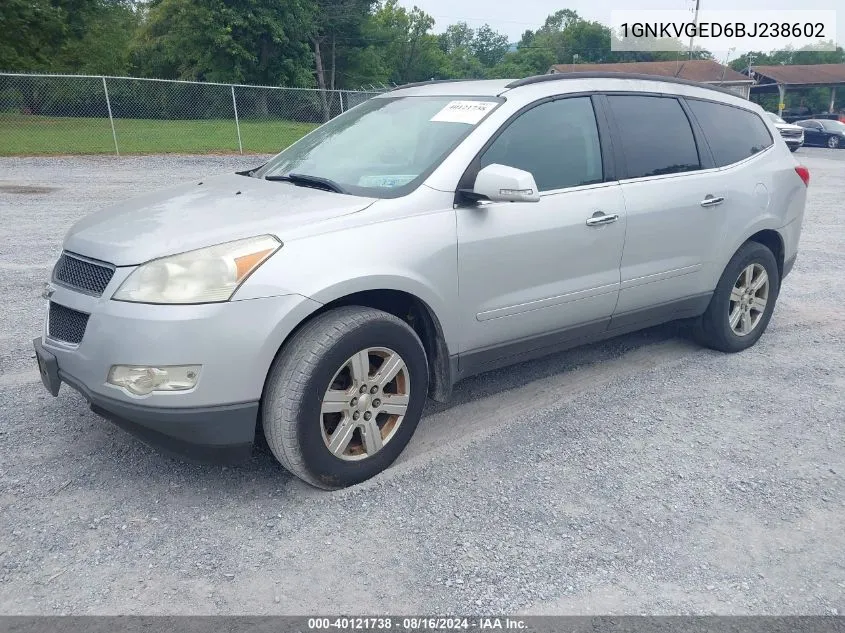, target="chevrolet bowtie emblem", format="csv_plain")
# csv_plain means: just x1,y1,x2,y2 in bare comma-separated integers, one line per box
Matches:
42,282,55,300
